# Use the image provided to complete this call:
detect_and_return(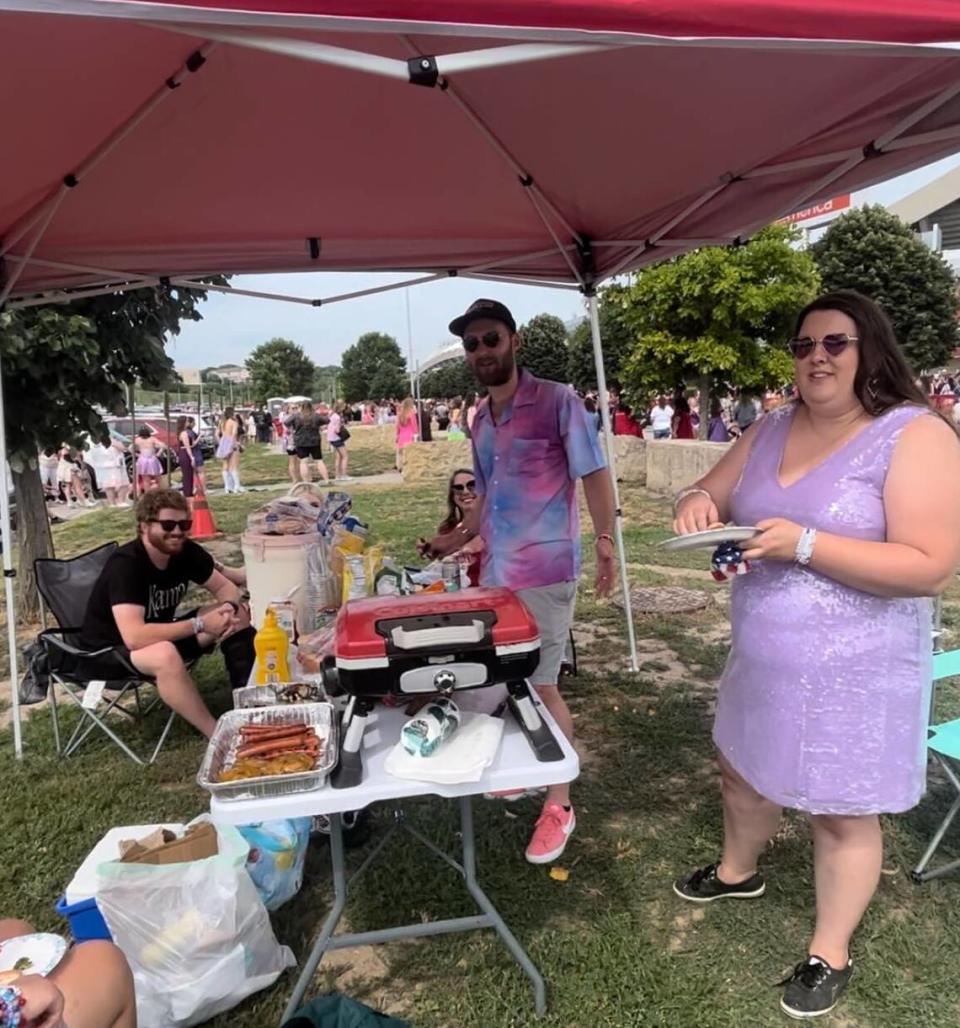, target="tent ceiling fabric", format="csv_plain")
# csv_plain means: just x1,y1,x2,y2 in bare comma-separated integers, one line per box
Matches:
4,2,960,298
